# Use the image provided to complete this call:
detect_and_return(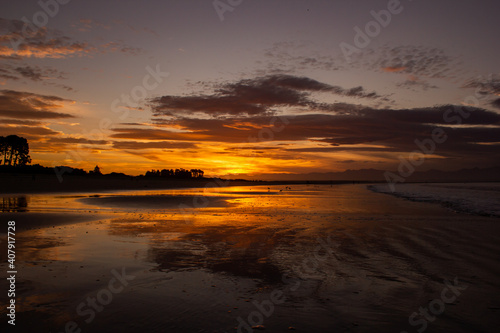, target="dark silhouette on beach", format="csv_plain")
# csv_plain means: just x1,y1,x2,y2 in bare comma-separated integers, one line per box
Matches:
0,135,31,166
